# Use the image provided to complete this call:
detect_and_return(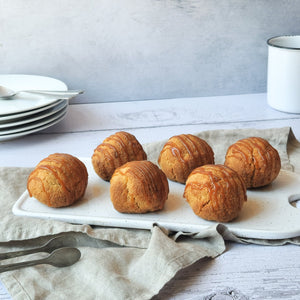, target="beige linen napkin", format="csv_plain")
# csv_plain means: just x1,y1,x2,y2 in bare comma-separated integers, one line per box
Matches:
0,127,299,299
